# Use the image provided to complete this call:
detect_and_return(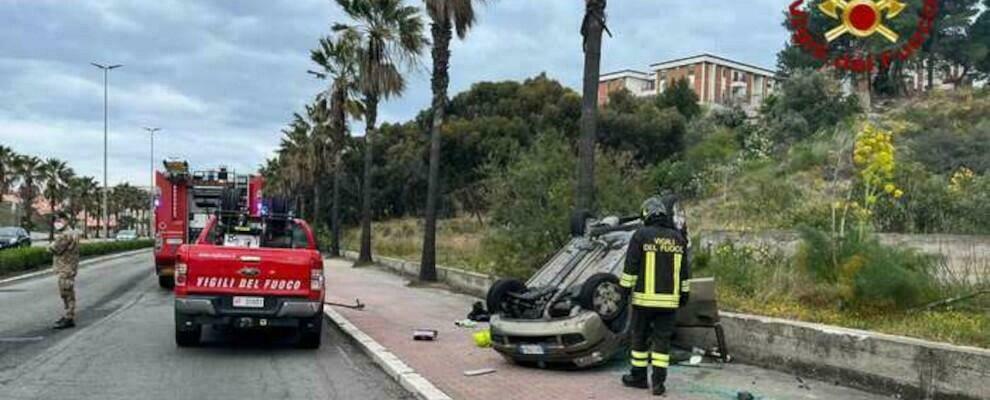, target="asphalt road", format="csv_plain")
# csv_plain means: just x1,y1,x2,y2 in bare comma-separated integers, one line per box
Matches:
0,250,412,400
